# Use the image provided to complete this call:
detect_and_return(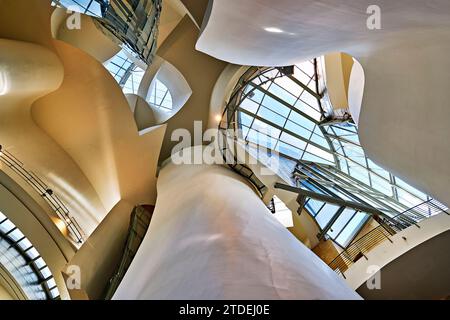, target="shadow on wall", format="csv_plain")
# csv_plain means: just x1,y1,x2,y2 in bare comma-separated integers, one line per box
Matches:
357,230,450,300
